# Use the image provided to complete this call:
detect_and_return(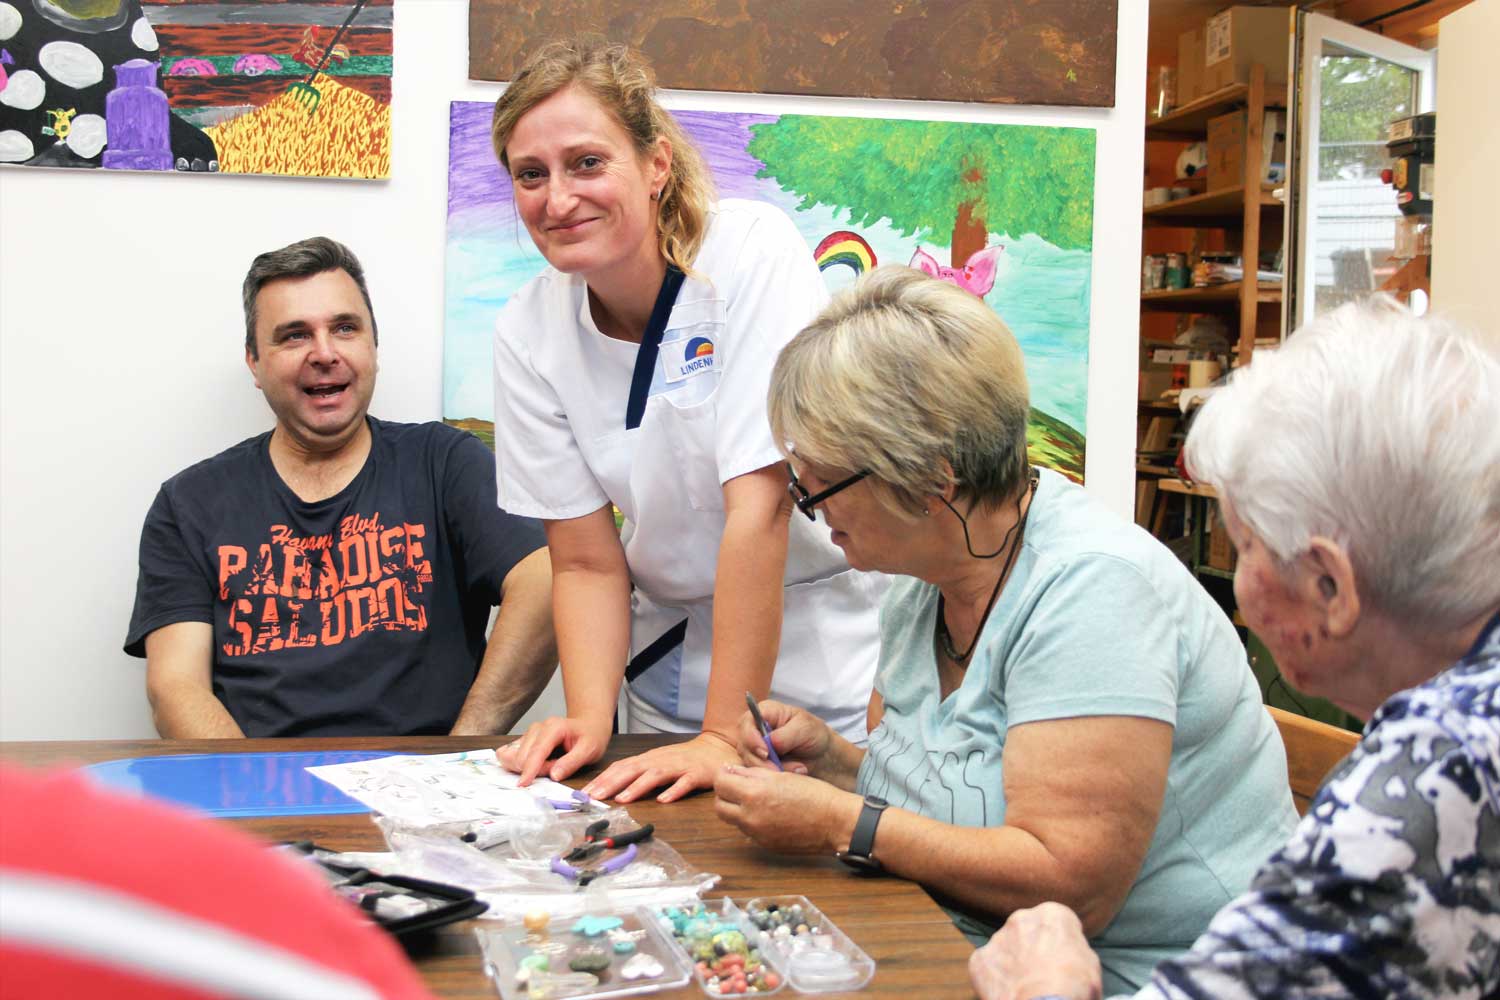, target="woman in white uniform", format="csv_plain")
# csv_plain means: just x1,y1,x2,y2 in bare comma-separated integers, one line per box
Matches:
489,38,882,803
